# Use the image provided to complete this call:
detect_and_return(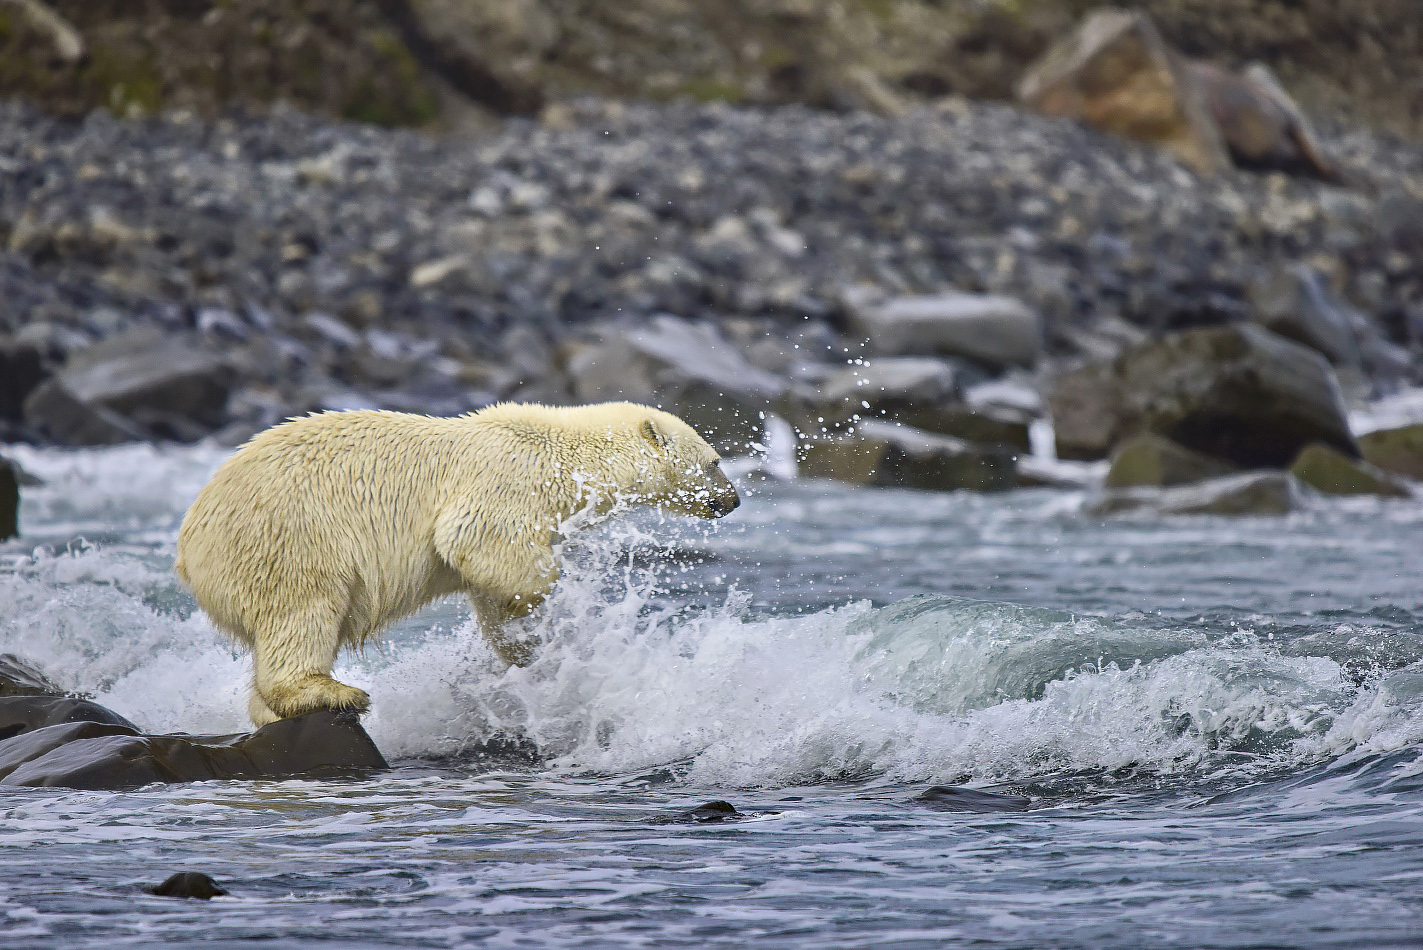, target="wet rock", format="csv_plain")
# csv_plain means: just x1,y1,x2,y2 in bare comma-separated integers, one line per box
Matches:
568,317,789,452
800,419,1017,493
848,292,1042,371
0,457,16,541
1017,9,1230,175
23,328,237,445
0,695,139,741
1050,325,1356,466
1,710,388,790
663,800,742,824
147,872,229,900
0,654,64,697
0,721,140,781
1087,471,1307,517
1104,434,1237,488
1288,443,1410,498
1359,423,1423,480
917,785,1030,813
